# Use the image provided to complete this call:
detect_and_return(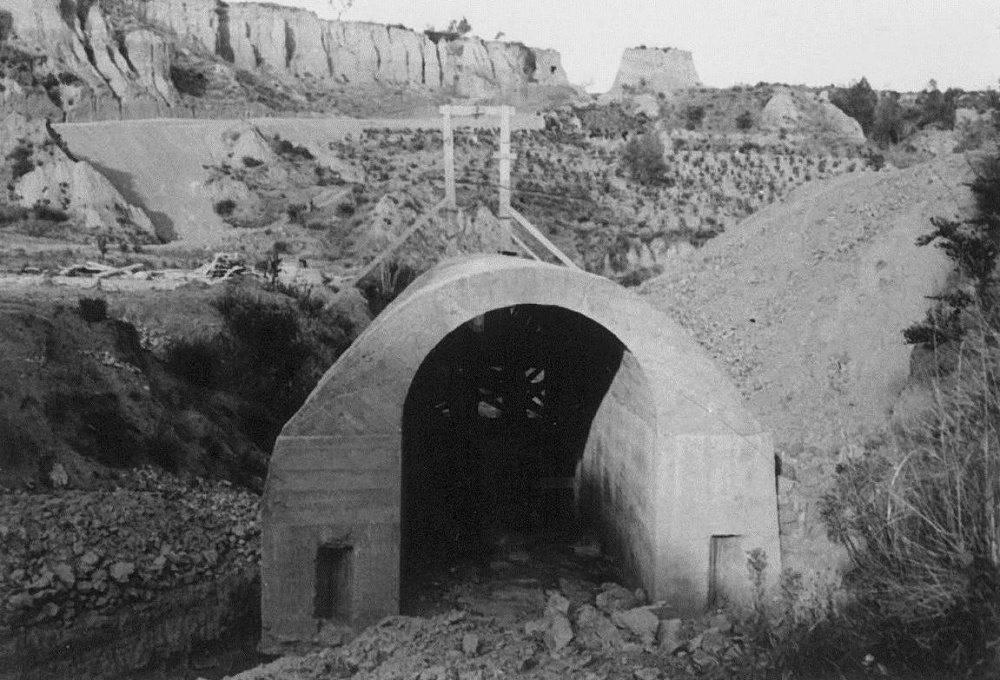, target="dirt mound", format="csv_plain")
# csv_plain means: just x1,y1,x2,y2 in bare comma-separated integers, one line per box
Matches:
641,154,972,452
639,153,975,568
